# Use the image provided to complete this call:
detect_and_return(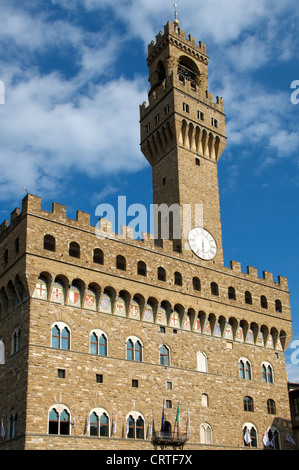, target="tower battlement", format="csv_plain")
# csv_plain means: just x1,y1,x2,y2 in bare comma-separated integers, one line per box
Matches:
148,21,208,61
0,193,289,290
